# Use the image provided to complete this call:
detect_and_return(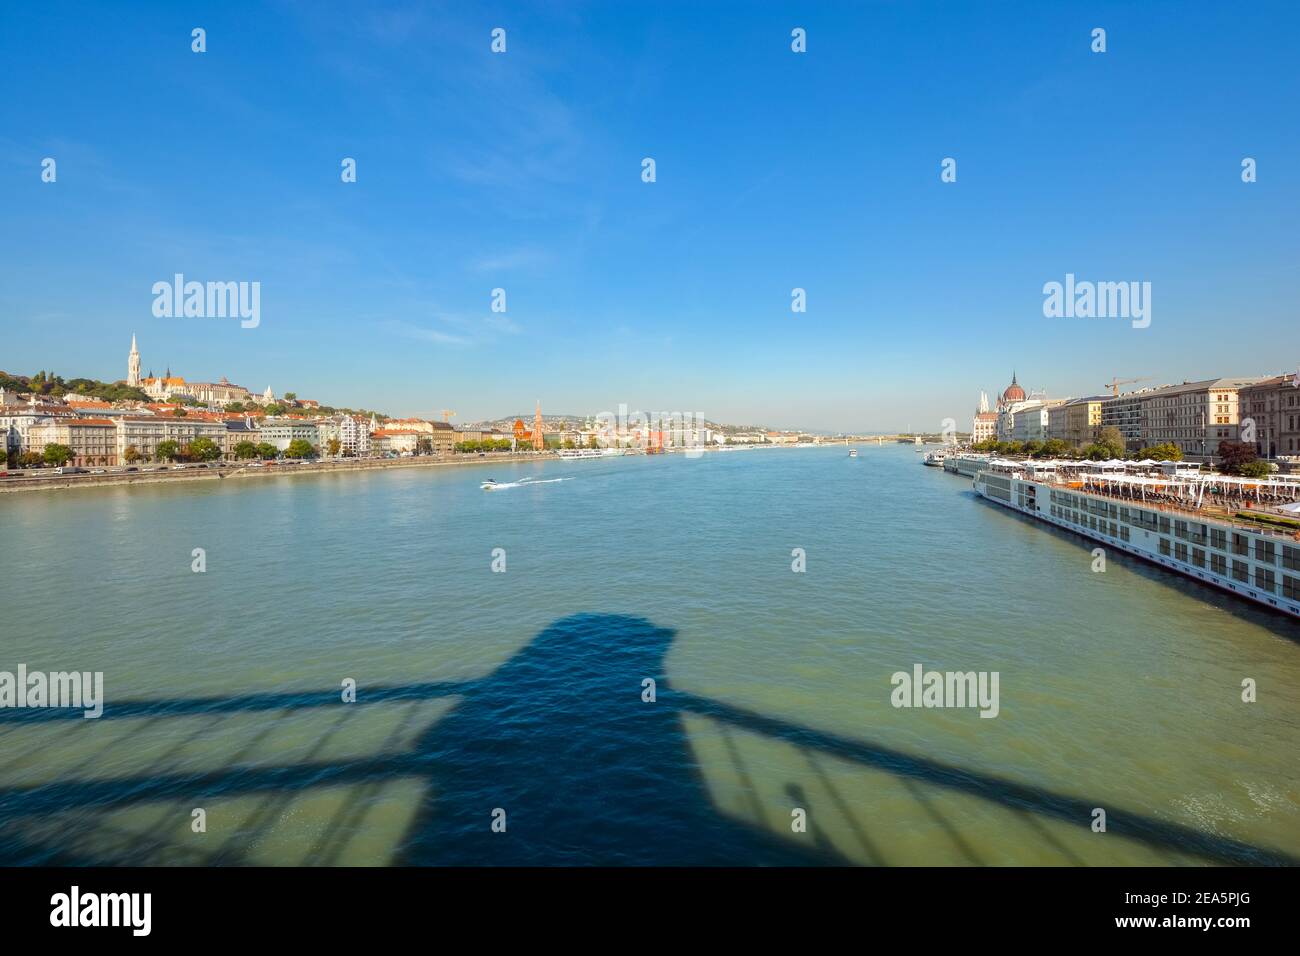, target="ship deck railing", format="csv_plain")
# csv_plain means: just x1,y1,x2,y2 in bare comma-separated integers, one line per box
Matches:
978,468,1300,538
